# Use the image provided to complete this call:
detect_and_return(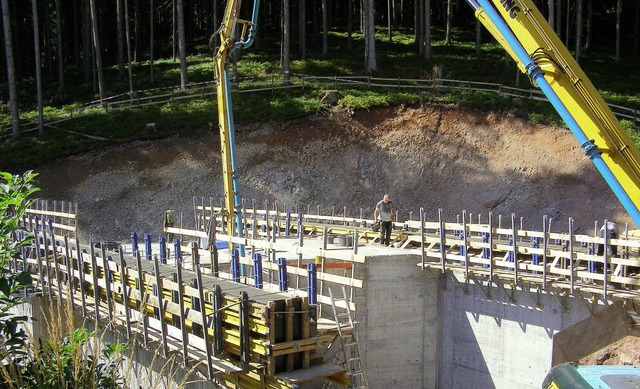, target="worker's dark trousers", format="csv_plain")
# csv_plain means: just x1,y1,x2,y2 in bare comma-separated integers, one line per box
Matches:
380,221,392,245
